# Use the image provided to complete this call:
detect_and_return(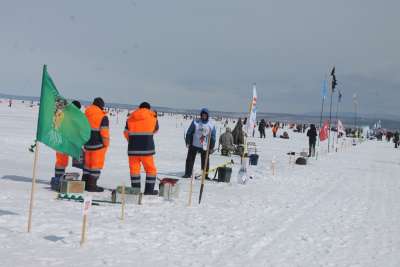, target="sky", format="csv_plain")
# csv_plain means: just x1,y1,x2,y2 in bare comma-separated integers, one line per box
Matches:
0,0,399,115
